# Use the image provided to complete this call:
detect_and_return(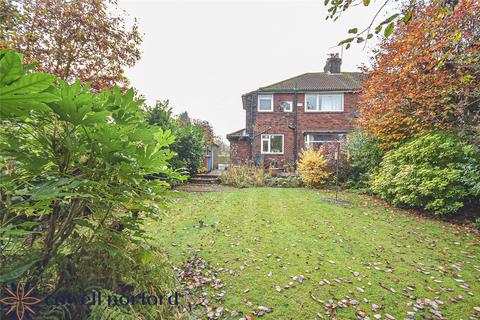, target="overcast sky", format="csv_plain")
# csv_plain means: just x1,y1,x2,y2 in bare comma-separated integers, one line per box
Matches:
118,0,394,140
